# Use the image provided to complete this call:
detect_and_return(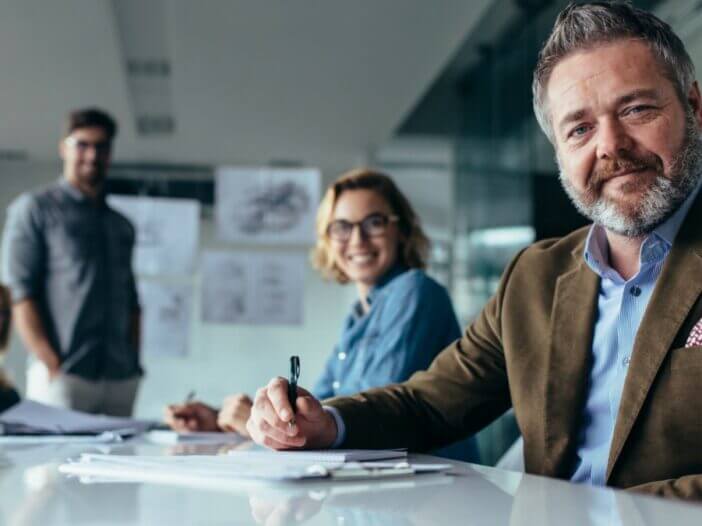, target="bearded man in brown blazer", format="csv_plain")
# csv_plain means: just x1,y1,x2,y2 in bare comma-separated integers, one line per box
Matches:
247,2,702,500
